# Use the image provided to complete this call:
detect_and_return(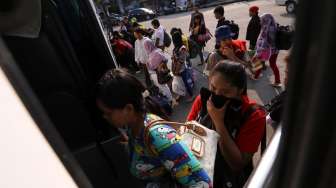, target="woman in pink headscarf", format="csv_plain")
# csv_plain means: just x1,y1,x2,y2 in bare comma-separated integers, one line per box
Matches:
144,39,173,103
252,13,281,87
